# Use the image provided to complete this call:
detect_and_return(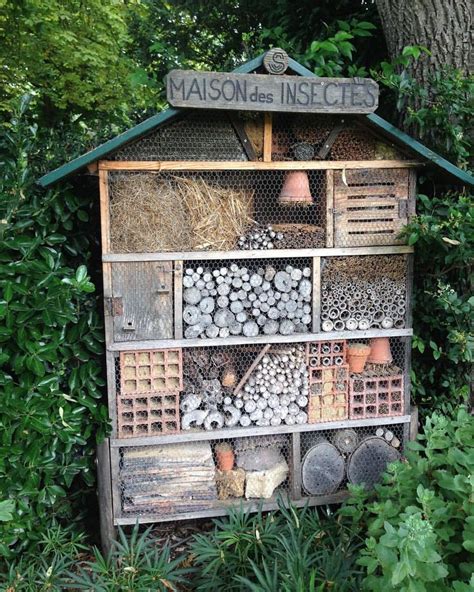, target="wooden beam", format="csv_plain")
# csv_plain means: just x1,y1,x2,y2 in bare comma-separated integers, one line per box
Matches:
98,159,422,172
325,170,334,248
102,245,414,263
96,439,117,555
98,169,111,254
107,328,413,352
110,414,411,447
263,113,272,162
234,344,271,396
